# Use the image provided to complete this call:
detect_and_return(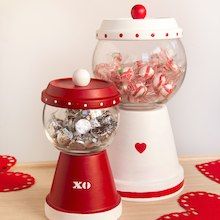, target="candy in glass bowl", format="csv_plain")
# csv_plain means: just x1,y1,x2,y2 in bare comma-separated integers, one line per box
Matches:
42,69,120,154
93,11,186,109
43,106,119,154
